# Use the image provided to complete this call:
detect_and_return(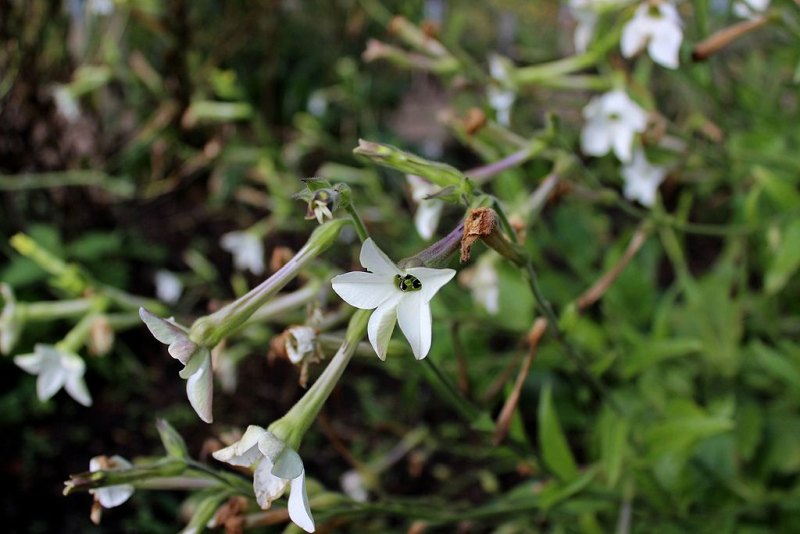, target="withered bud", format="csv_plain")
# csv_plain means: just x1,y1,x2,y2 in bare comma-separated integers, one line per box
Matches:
463,107,487,136
692,16,769,61
88,316,114,356
461,208,528,266
269,246,294,273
